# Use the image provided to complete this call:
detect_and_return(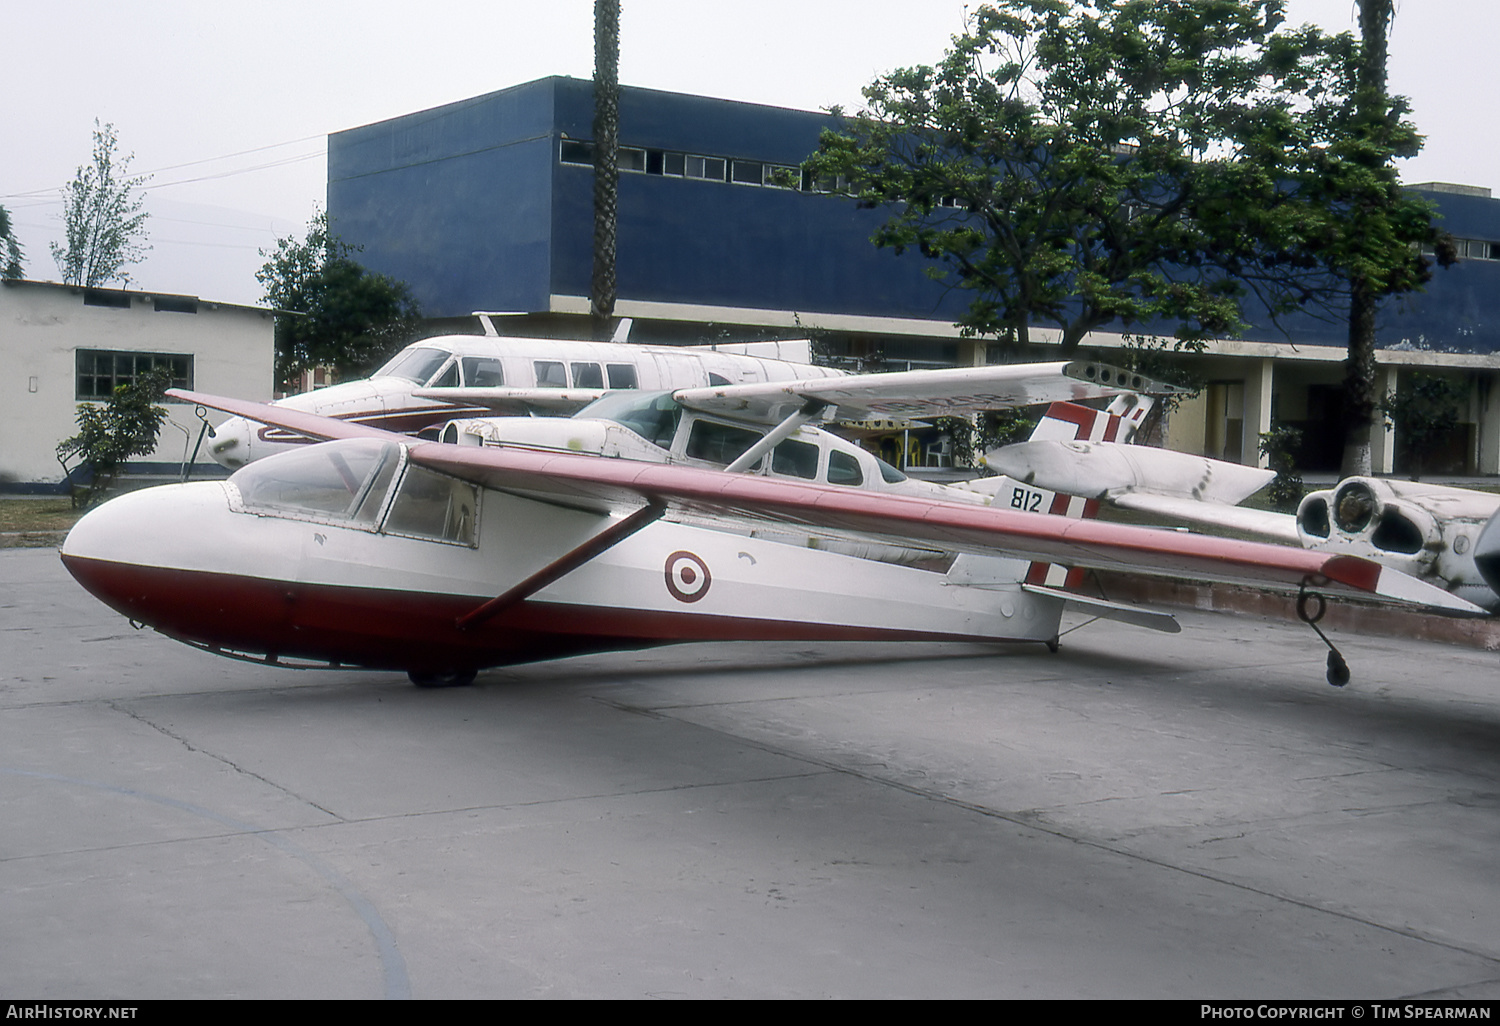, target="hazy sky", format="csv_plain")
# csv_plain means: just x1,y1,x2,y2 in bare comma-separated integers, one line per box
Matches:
4,0,1493,305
